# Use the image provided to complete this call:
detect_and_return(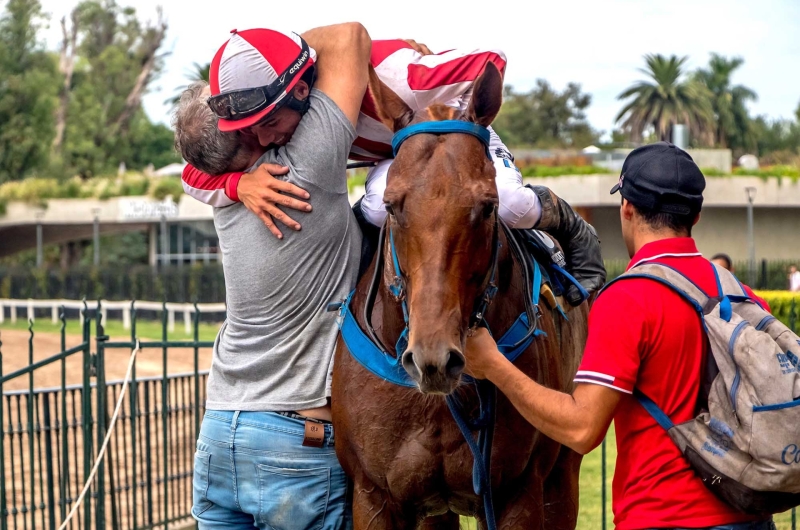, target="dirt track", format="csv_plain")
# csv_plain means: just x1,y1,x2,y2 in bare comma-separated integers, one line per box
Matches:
0,329,213,391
